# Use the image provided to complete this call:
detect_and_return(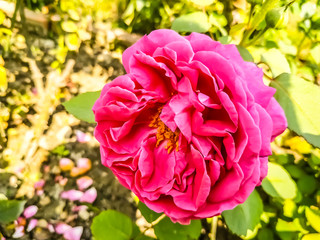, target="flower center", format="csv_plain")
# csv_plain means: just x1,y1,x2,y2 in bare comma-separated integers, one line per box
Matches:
149,107,179,153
